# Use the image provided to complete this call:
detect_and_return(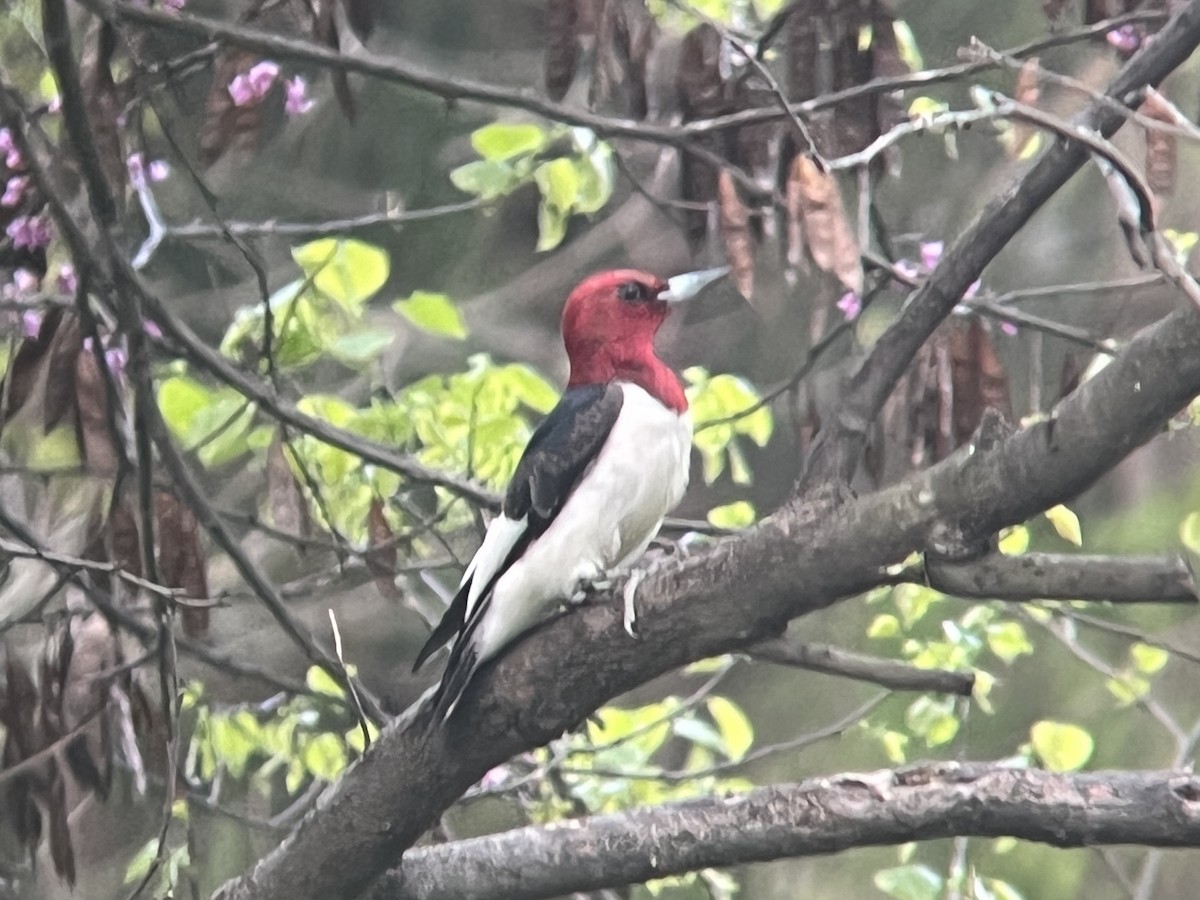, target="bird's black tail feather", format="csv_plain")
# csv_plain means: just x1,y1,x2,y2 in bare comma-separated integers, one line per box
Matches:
426,643,479,727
